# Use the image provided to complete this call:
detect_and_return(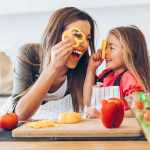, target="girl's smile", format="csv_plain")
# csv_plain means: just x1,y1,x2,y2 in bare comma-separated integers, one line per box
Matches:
105,34,126,75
